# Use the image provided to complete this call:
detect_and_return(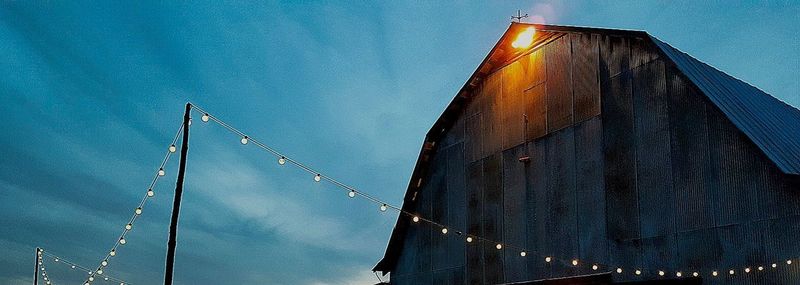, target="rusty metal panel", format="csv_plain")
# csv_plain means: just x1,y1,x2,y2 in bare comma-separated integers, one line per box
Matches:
526,139,549,280
526,48,547,89
524,83,547,141
465,113,483,163
544,127,579,277
466,160,484,284
632,59,675,238
482,73,504,159
572,33,601,122
446,143,467,269
599,35,631,79
482,154,504,284
602,71,640,240
545,35,574,131
667,65,715,233
502,144,528,282
502,61,527,150
706,103,760,226
574,117,608,265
